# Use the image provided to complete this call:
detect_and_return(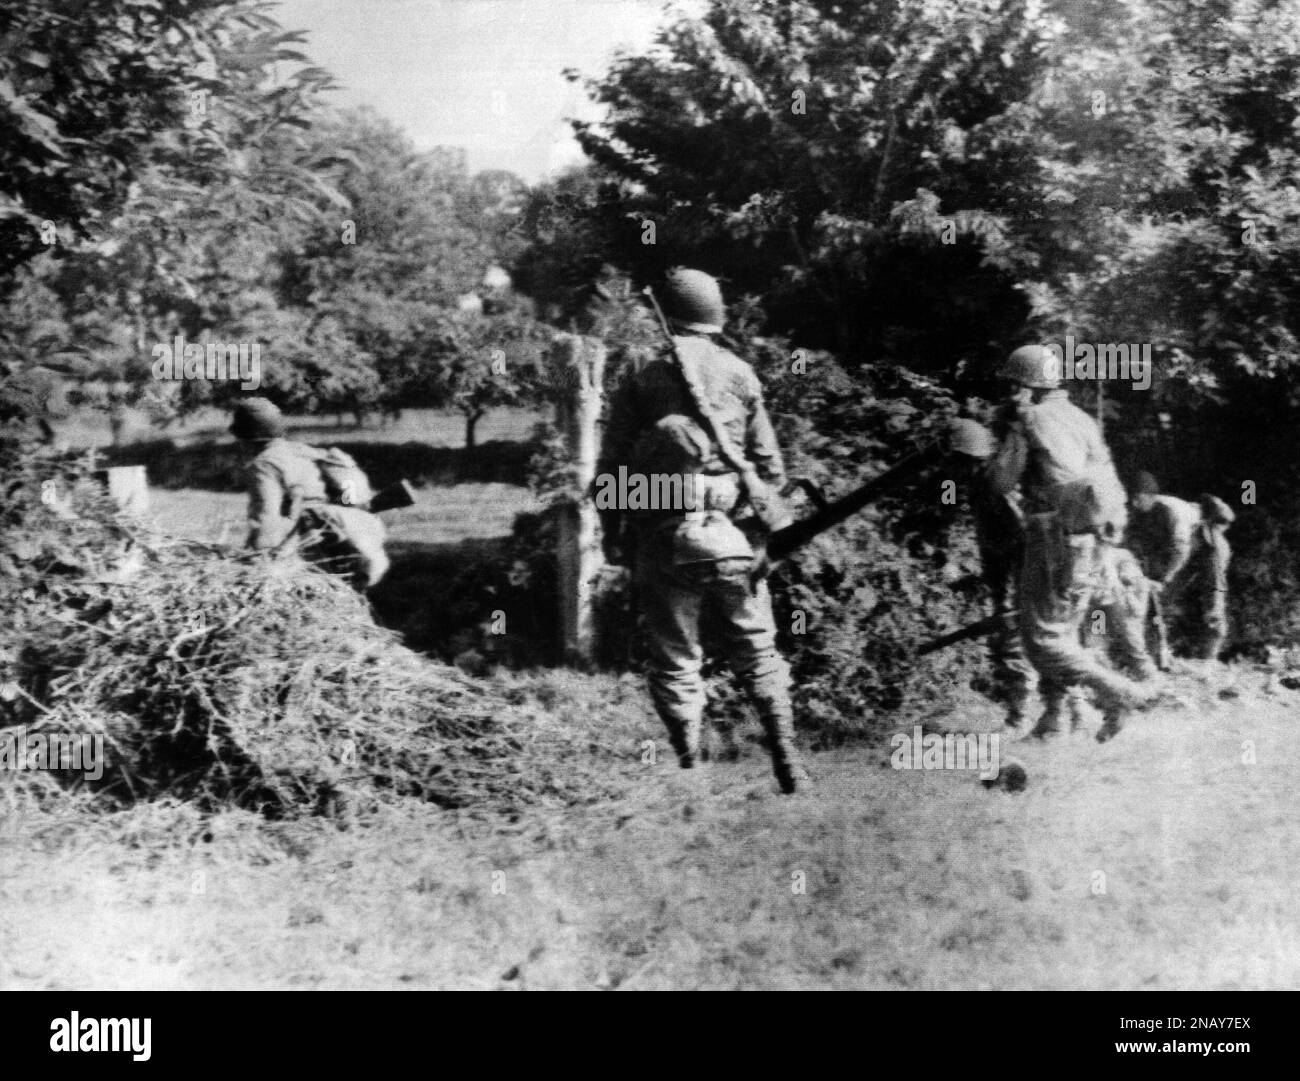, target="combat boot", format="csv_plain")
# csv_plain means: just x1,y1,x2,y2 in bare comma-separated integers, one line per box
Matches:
1096,708,1124,743
1001,693,1032,738
660,713,702,769
751,689,807,794
1029,696,1067,741
1067,688,1091,735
